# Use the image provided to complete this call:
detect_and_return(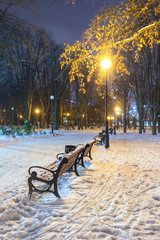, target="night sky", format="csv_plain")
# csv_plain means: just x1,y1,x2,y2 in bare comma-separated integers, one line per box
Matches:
15,0,121,45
